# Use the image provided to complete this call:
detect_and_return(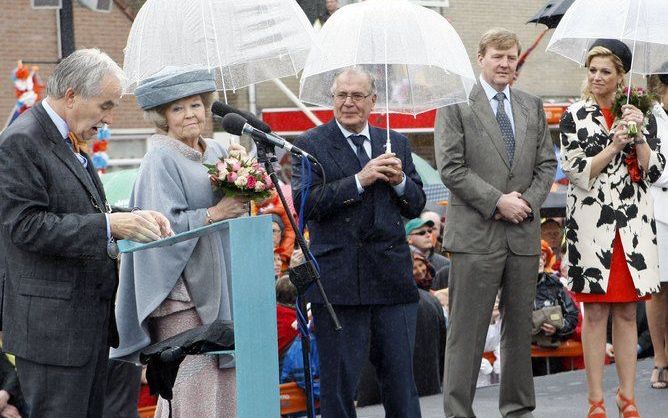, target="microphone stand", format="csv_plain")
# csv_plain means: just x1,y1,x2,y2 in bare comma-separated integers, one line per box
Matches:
254,140,341,418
